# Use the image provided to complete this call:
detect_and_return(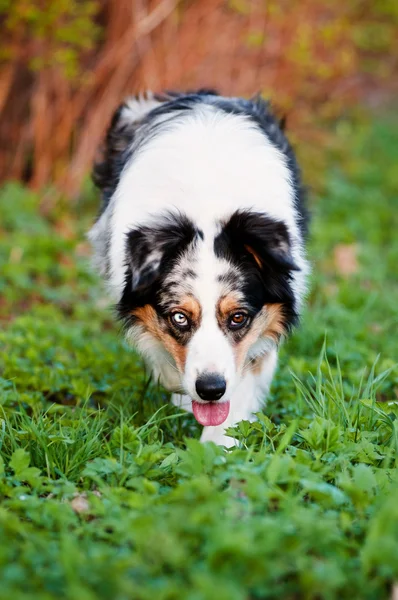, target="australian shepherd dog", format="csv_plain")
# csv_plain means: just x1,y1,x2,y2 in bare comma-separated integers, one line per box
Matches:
89,90,309,446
